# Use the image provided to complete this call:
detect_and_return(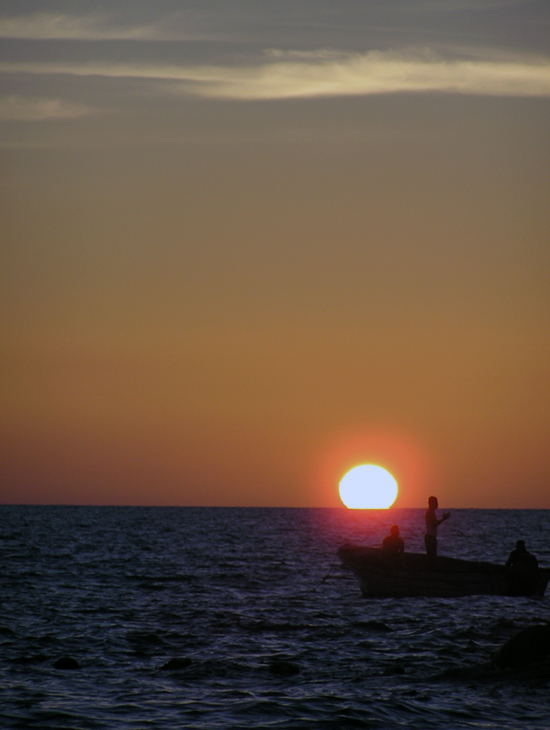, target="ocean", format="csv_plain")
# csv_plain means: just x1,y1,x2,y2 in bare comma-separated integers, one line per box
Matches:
1,506,549,729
